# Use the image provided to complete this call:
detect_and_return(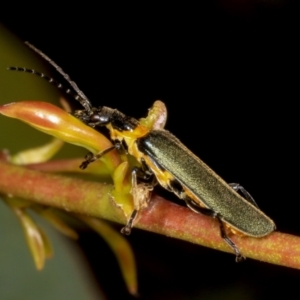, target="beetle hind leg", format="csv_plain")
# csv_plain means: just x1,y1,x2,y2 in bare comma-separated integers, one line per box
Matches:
217,218,245,262
185,199,245,262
